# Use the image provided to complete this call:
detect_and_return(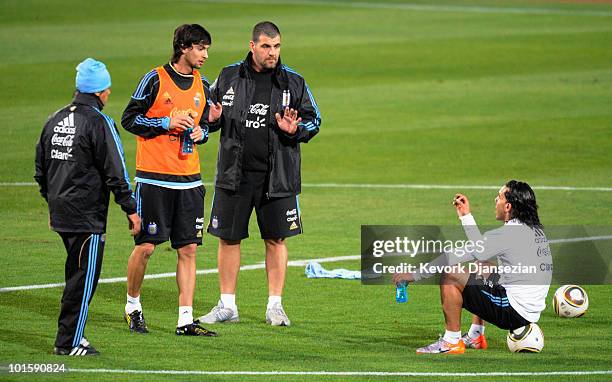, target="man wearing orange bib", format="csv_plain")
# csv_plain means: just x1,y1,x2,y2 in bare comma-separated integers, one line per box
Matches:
121,24,222,336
